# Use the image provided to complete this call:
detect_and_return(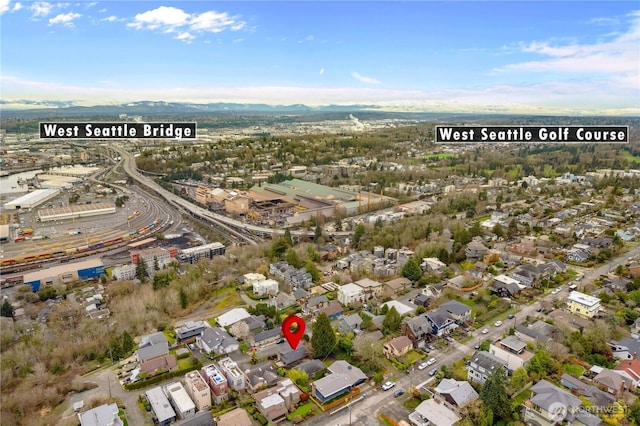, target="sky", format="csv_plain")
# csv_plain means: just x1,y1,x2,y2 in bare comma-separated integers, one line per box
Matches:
1,1,639,115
